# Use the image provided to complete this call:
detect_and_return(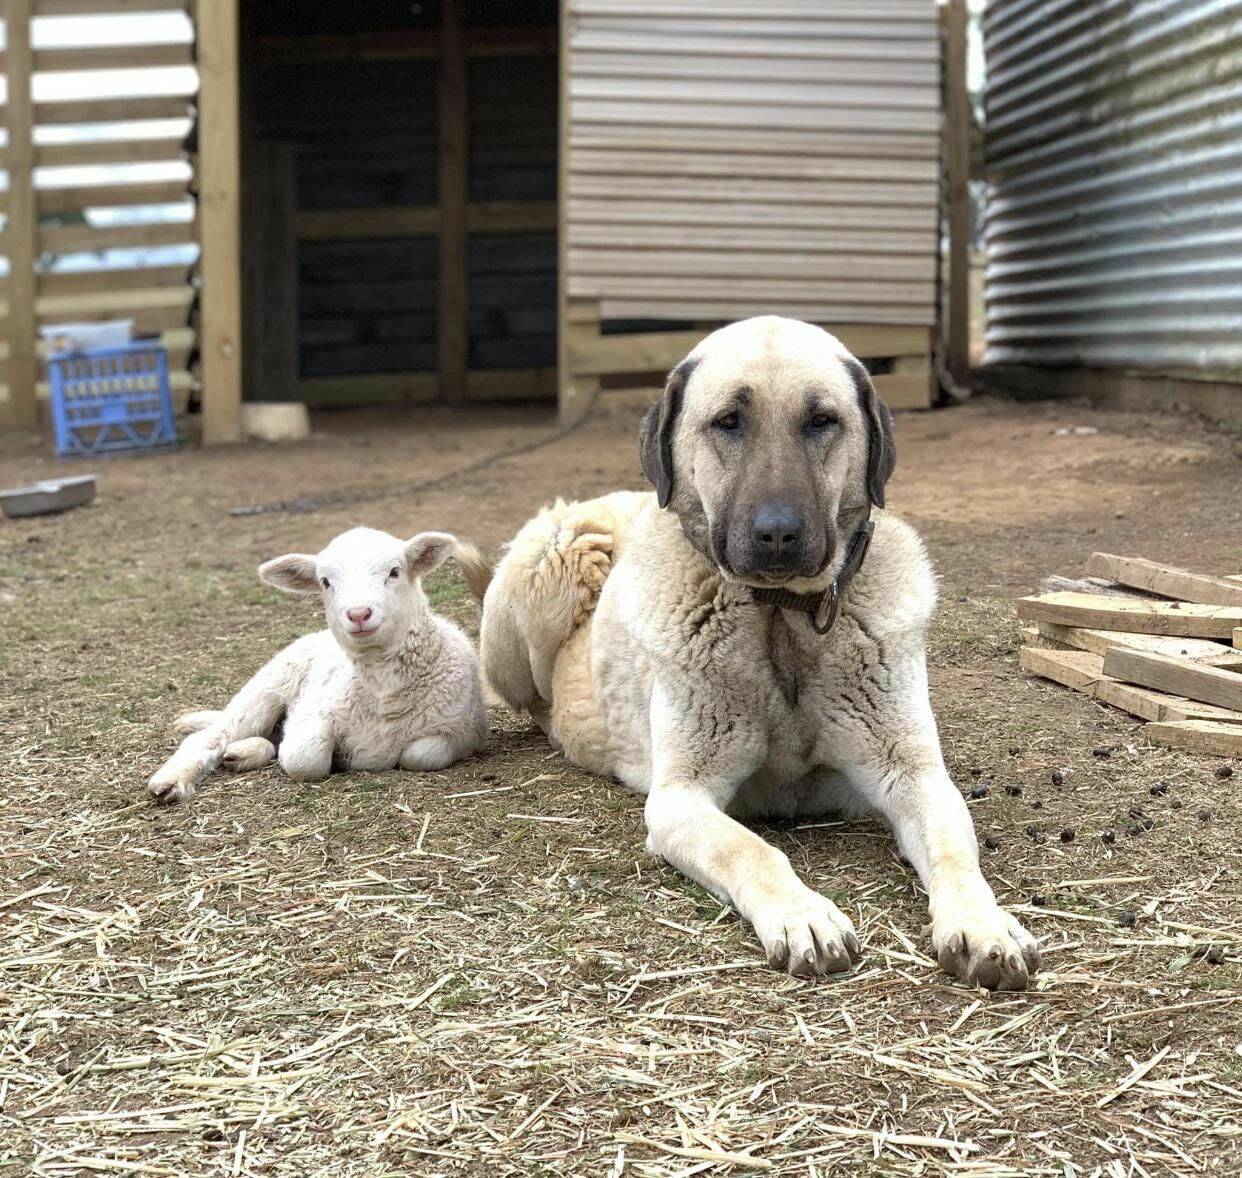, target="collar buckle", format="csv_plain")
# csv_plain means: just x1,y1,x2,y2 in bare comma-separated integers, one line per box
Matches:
811,583,839,635
752,517,874,637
